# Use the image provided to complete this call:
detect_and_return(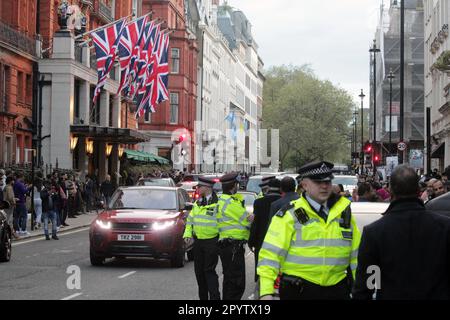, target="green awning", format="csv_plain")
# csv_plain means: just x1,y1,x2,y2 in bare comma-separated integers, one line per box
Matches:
124,149,156,162
153,155,170,165
124,149,169,164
